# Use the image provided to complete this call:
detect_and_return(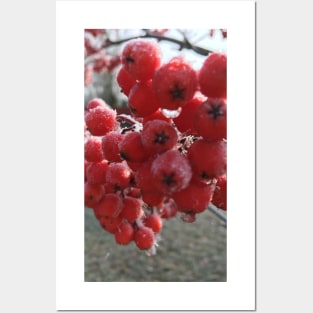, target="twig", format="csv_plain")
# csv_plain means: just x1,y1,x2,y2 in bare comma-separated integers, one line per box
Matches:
103,30,213,56
208,203,227,227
